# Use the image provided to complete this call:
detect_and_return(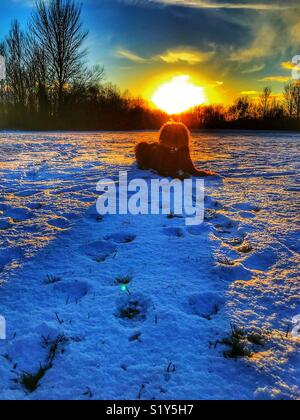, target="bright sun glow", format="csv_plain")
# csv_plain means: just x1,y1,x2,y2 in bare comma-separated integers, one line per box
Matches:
152,75,207,115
